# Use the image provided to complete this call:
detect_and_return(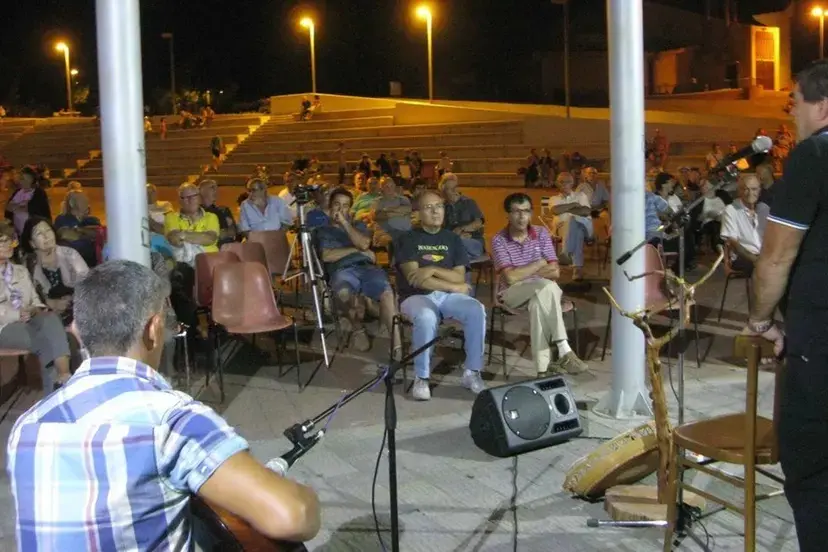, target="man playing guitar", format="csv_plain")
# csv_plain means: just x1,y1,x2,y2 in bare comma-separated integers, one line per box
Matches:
6,260,320,550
